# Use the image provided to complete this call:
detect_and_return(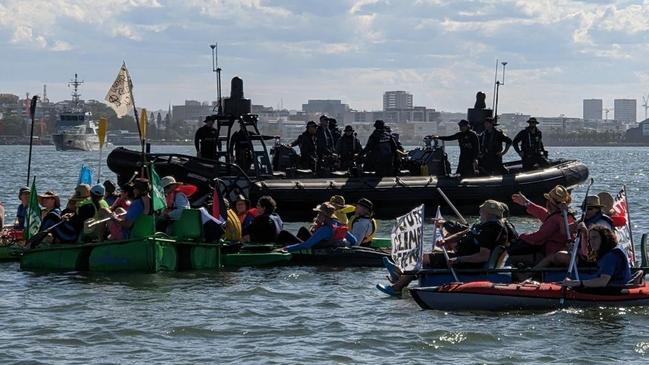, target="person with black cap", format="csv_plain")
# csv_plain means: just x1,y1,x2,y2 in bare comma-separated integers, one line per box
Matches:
513,117,549,170
315,115,335,161
194,115,219,160
290,121,319,170
328,118,342,146
349,198,378,246
478,117,512,175
430,119,480,177
103,180,119,206
13,186,30,229
335,125,362,171
361,120,399,177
